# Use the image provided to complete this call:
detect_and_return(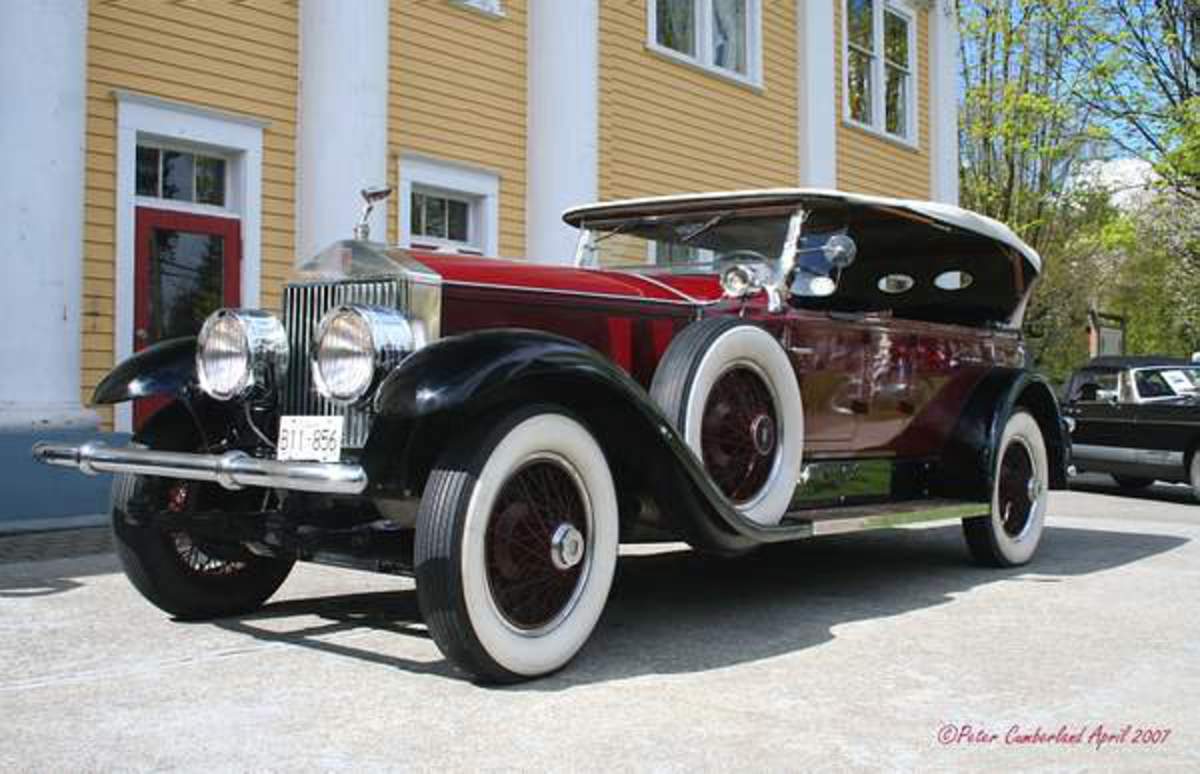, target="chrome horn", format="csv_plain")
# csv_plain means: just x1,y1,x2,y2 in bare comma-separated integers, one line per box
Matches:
353,185,394,241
